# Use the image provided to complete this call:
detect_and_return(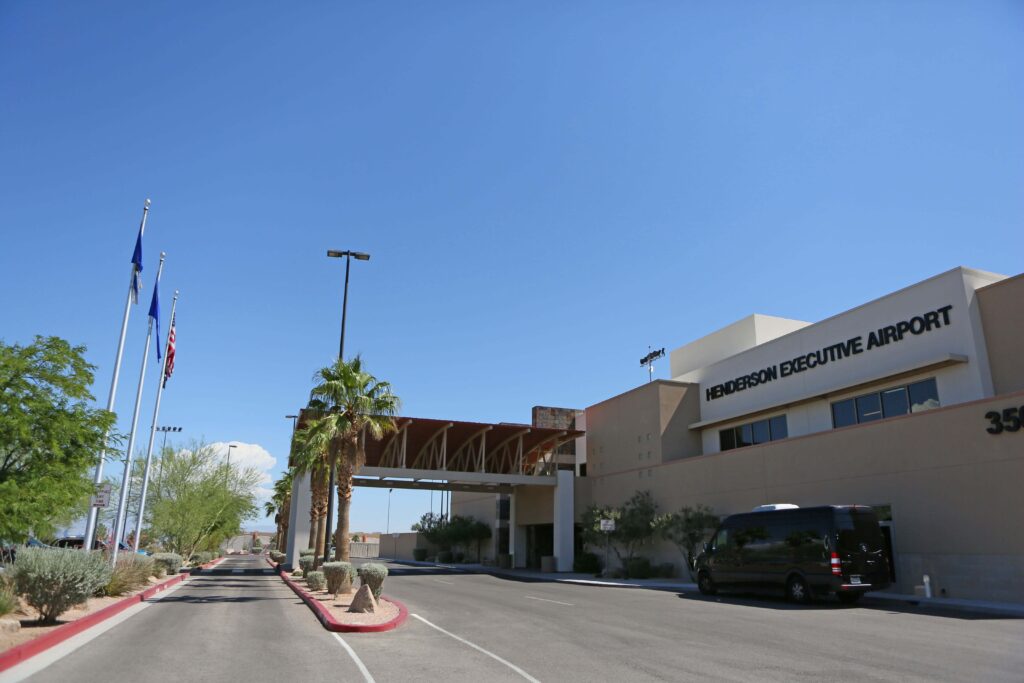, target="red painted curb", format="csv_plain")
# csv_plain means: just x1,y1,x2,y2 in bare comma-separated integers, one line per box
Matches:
278,569,408,633
0,570,188,674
